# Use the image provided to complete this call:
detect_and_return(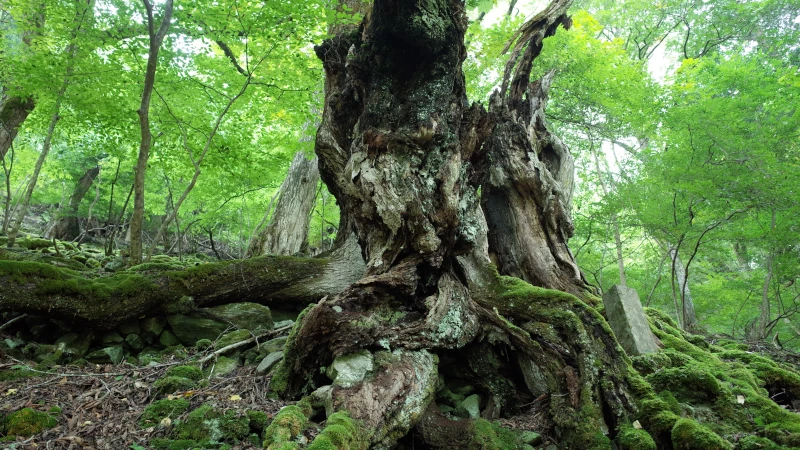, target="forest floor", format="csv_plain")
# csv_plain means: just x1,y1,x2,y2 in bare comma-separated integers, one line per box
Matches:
0,354,291,449
0,352,294,450
2,338,800,449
